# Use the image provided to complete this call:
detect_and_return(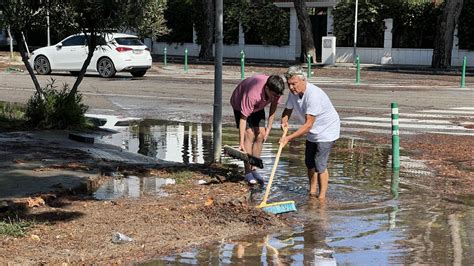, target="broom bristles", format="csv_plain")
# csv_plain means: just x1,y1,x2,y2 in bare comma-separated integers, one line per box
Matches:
258,200,296,214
